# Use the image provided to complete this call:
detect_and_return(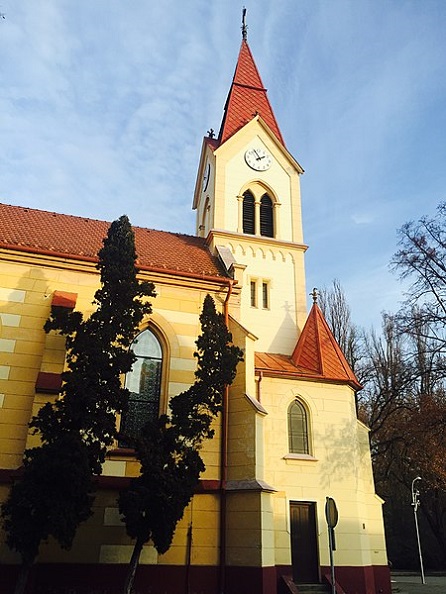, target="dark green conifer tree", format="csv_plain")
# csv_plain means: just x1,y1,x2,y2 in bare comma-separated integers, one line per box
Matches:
119,294,243,594
1,215,155,594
